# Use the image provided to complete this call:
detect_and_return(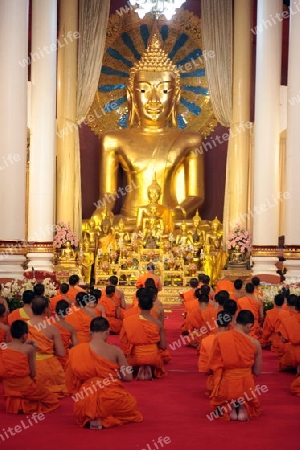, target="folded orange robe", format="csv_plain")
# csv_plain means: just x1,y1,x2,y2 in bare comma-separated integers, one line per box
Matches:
215,280,234,295
278,314,300,371
261,308,282,355
8,308,31,326
0,348,60,414
28,324,67,398
120,315,166,378
65,343,143,428
198,334,215,396
182,289,196,313
65,308,92,343
201,307,222,336
100,295,123,334
209,330,261,421
238,297,261,338
53,322,71,369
